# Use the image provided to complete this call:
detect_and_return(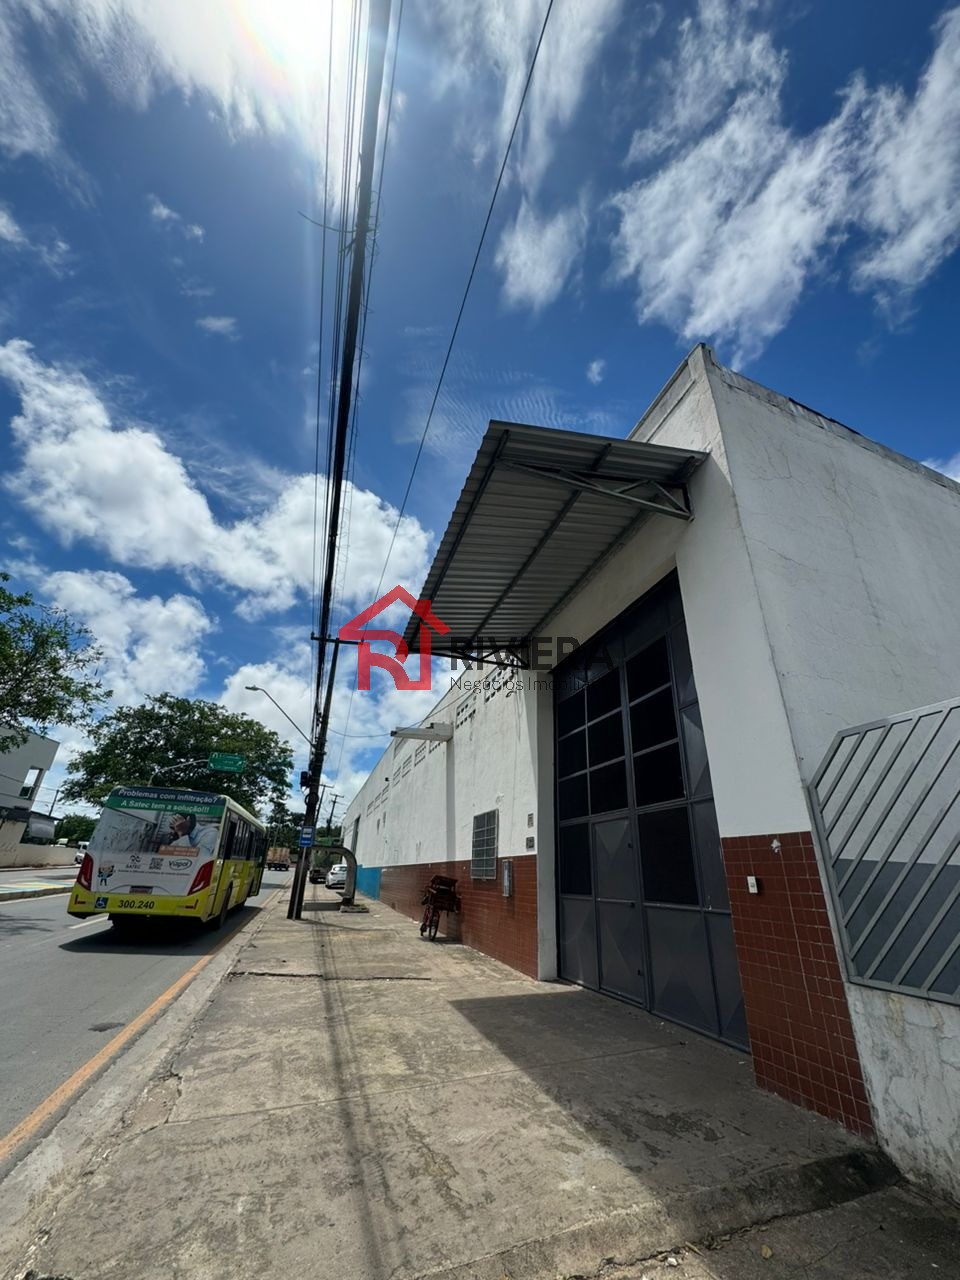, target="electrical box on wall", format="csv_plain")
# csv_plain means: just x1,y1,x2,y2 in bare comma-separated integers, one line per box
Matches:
501,858,513,898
